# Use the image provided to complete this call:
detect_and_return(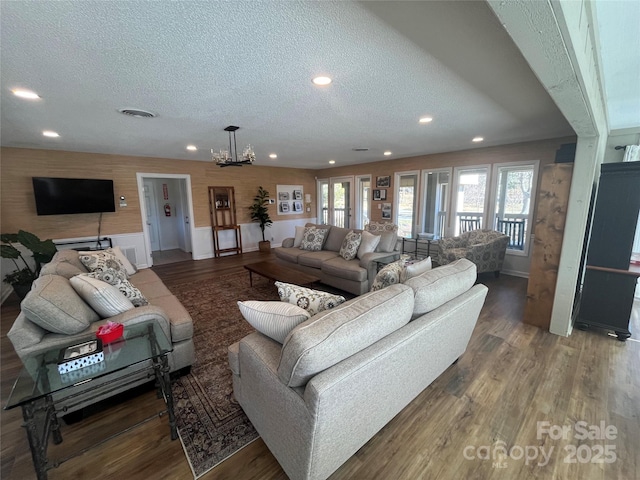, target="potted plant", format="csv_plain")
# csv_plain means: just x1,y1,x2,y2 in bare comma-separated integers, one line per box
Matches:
249,186,273,253
1,230,57,299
